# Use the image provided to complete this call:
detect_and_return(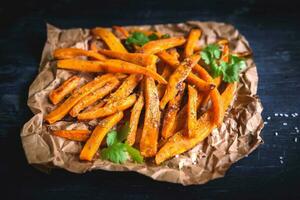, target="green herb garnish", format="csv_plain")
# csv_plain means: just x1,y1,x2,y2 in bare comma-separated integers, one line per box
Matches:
161,33,171,39
200,44,246,82
101,122,144,164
